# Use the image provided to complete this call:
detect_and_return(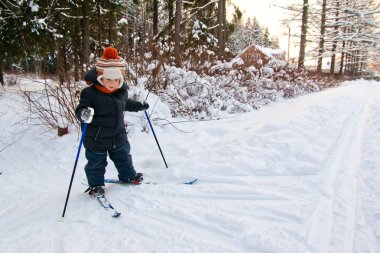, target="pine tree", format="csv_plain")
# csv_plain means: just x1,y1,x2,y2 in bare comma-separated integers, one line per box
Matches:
227,17,278,54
